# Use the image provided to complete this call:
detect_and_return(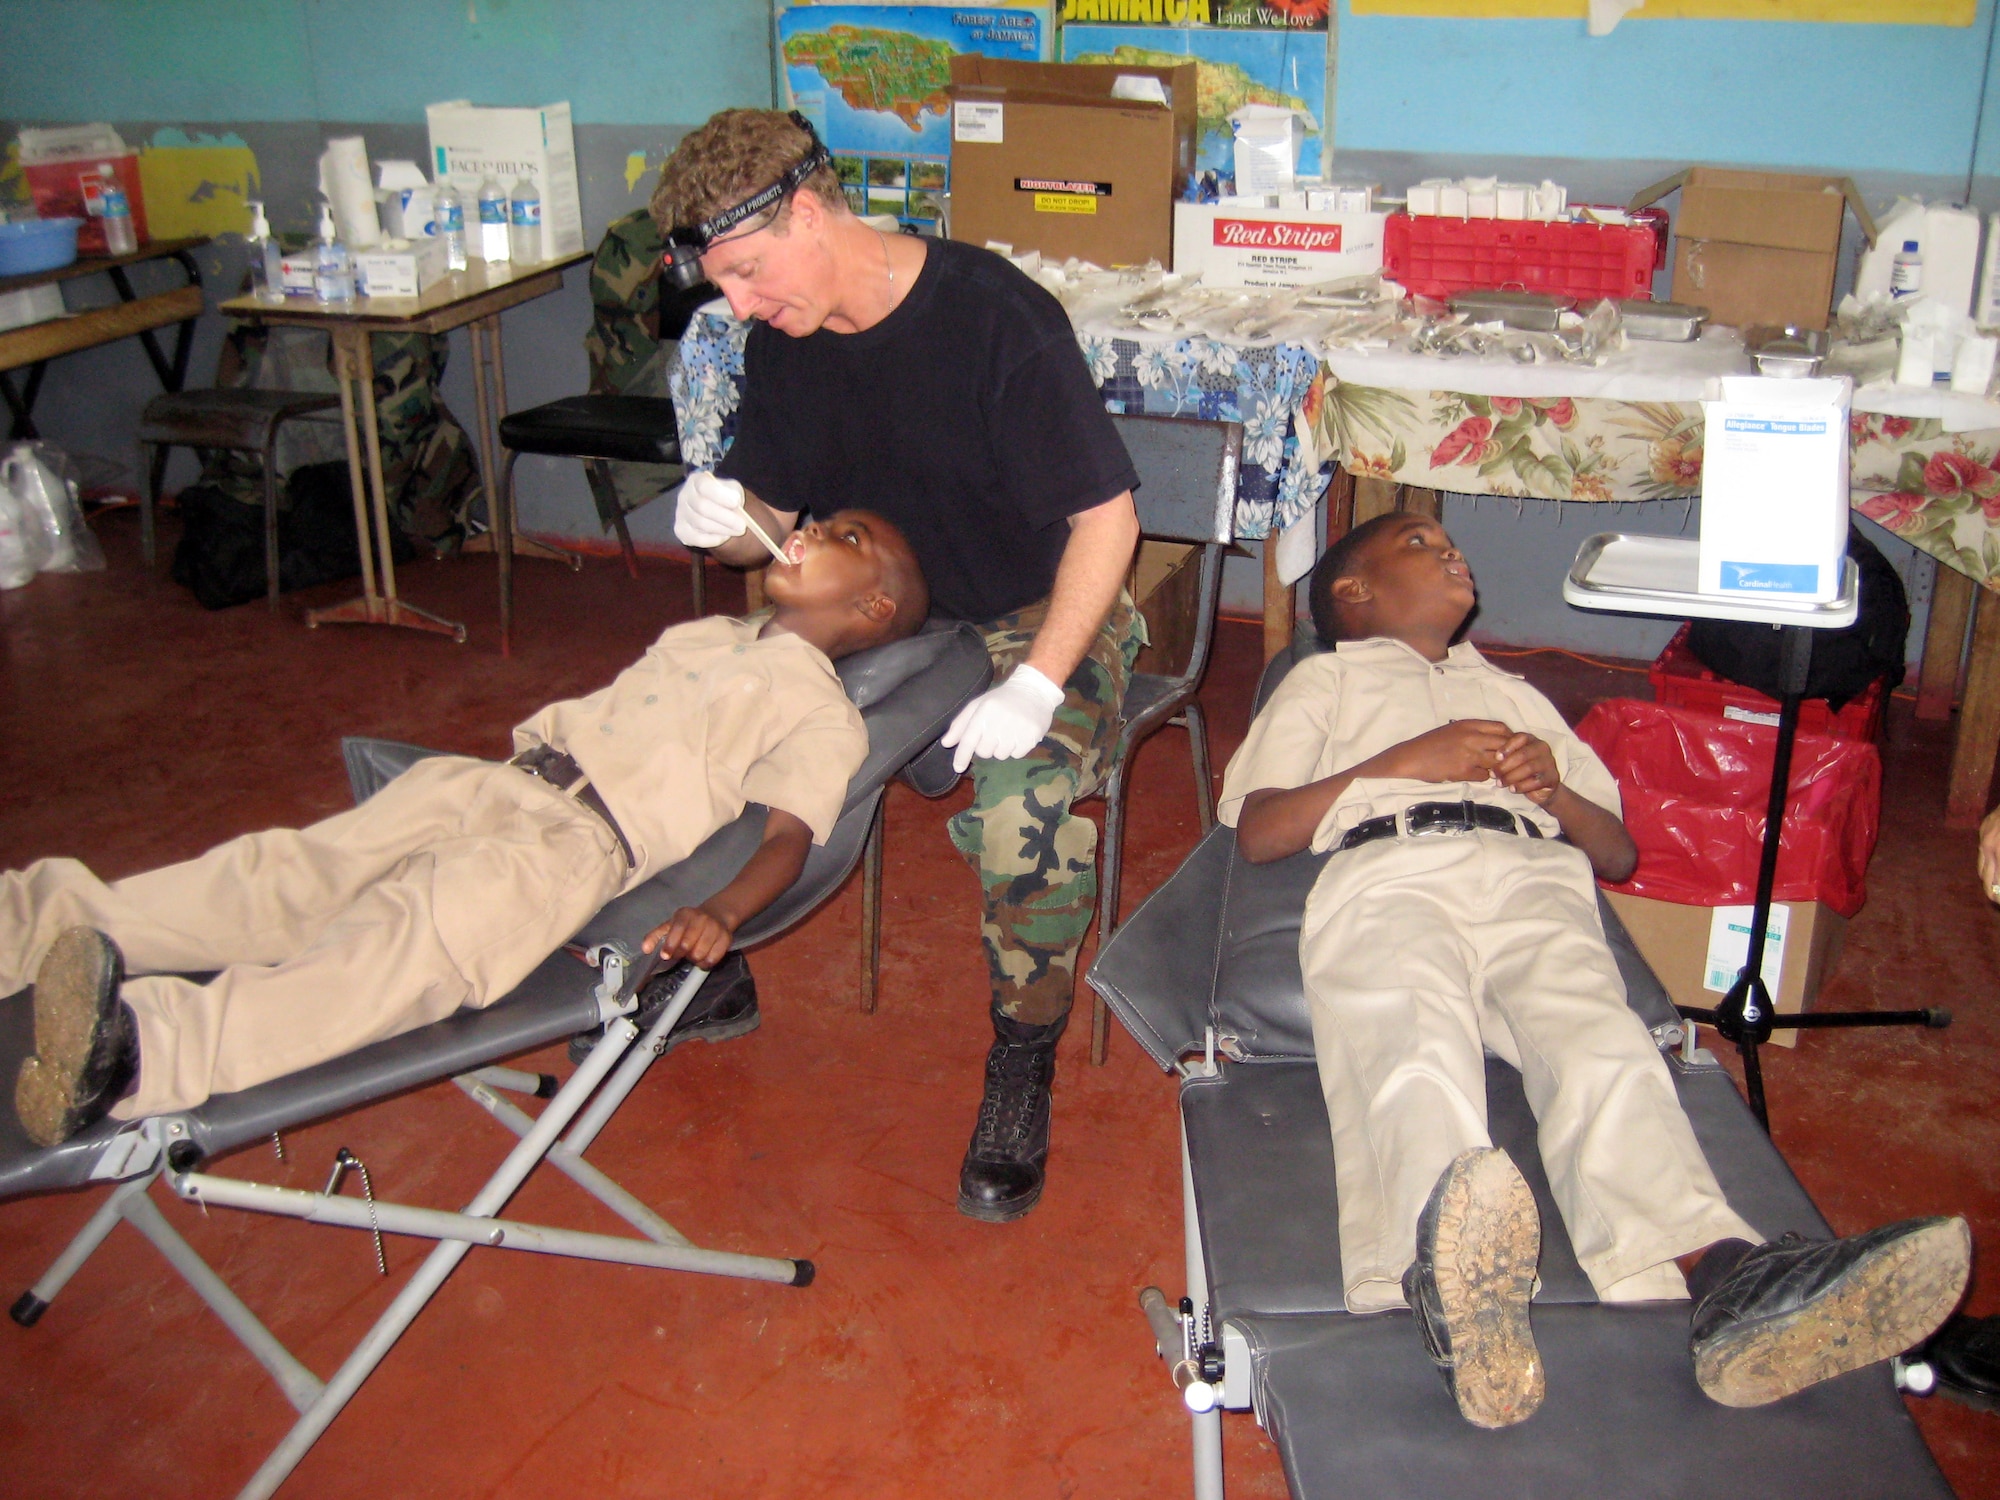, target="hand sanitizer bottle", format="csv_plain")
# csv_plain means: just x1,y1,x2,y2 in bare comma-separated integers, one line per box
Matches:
247,200,285,303
508,176,542,265
314,199,355,304
476,176,511,263
432,180,467,271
